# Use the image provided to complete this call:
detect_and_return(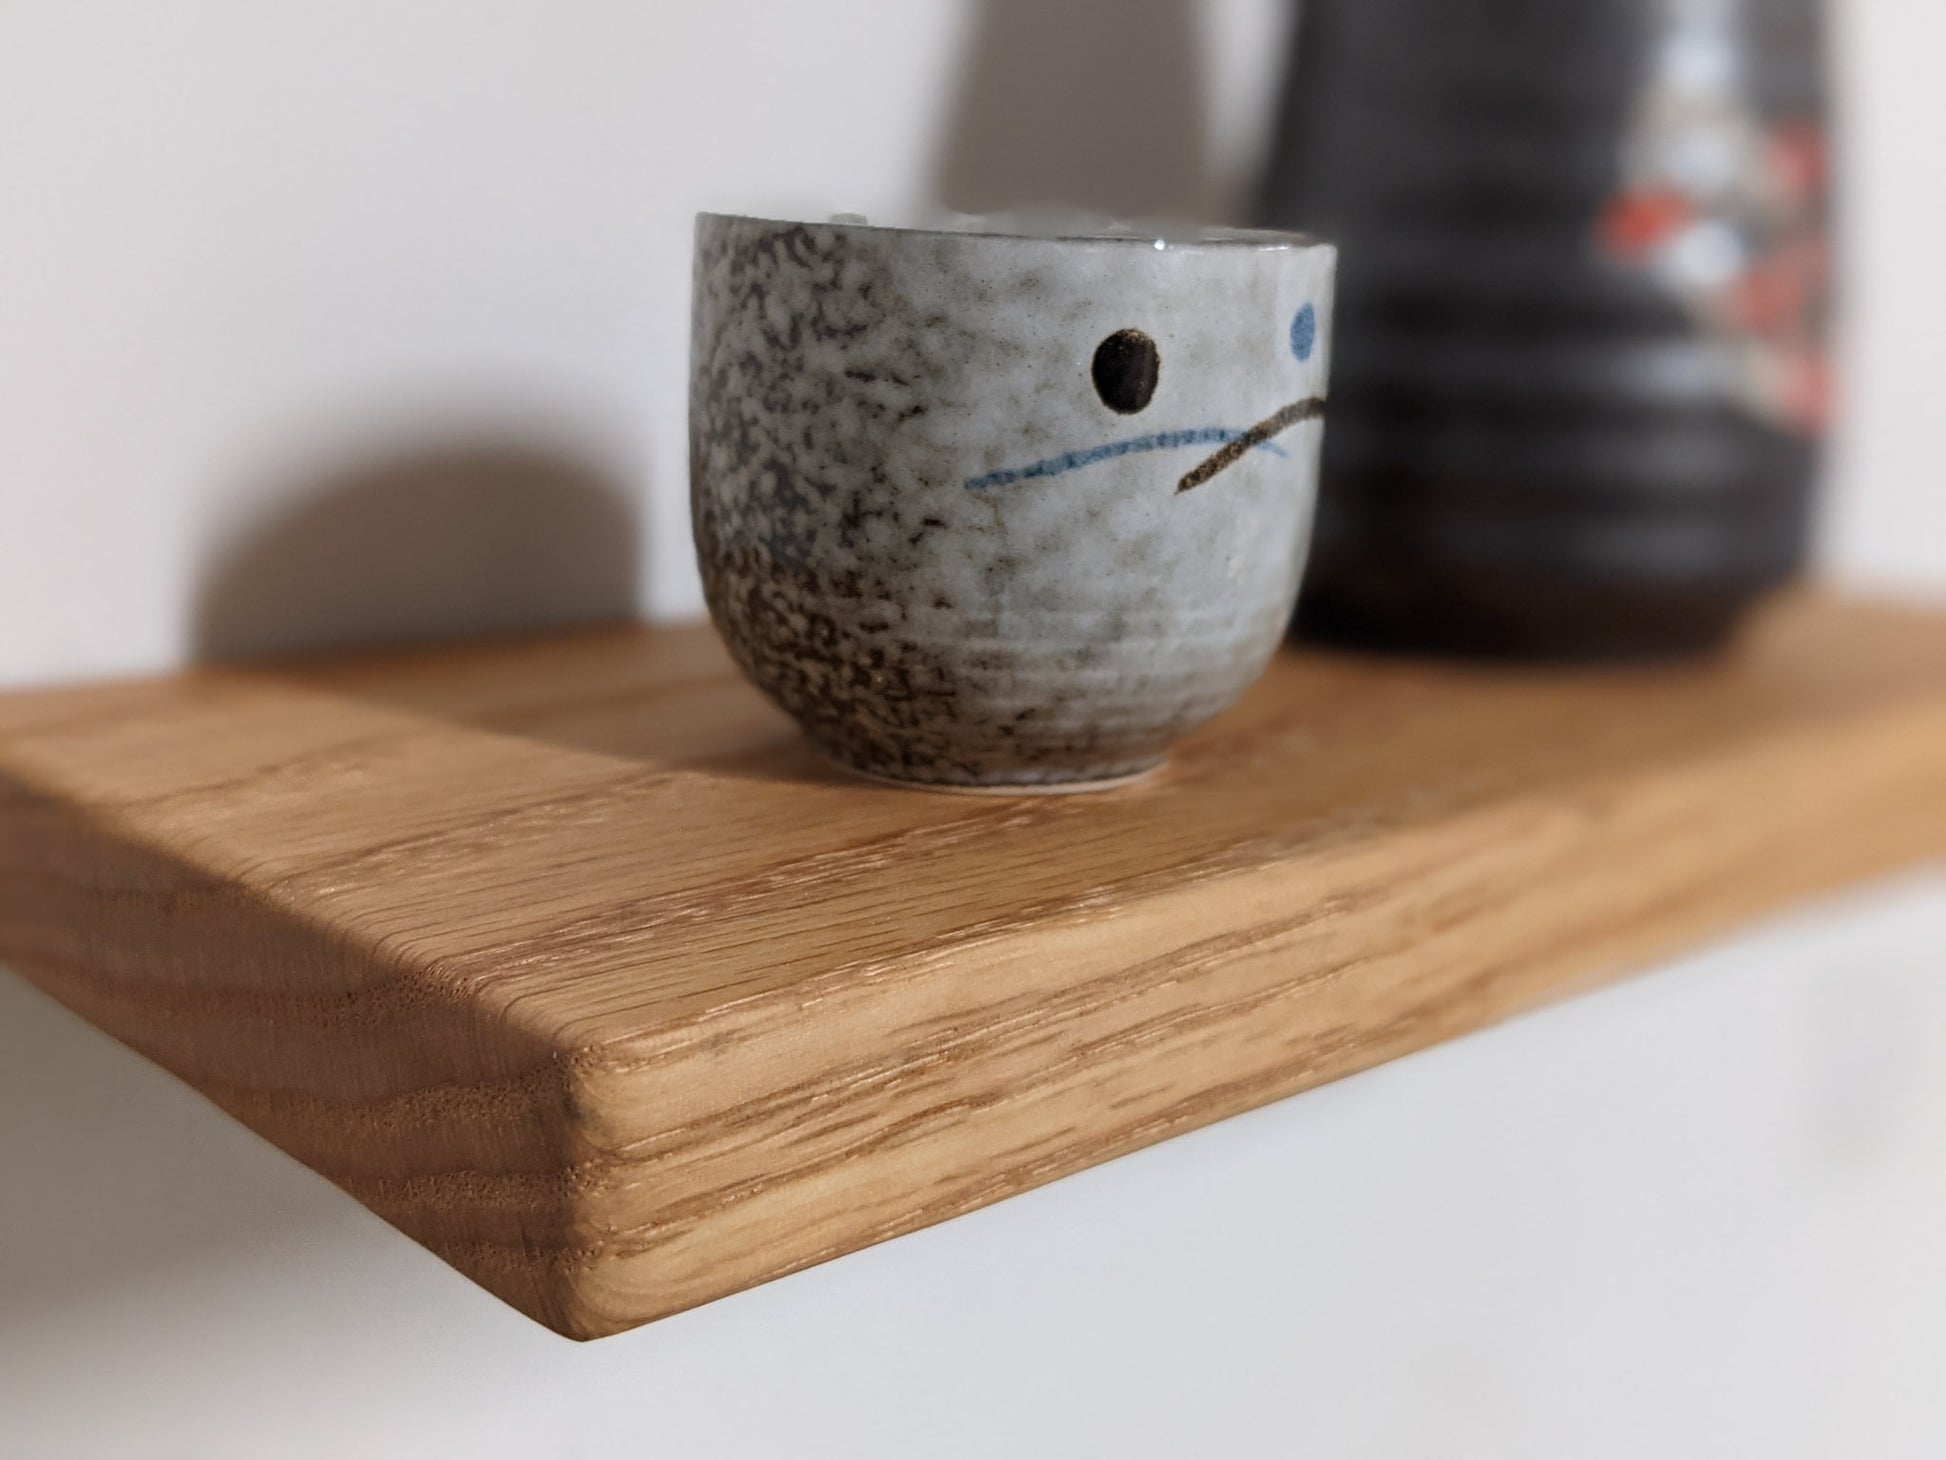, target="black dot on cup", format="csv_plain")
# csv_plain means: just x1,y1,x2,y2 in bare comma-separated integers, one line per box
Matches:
1091,329,1161,415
